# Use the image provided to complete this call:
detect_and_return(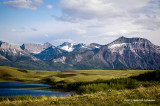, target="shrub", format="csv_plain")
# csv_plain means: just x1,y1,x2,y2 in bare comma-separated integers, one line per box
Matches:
52,70,160,94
